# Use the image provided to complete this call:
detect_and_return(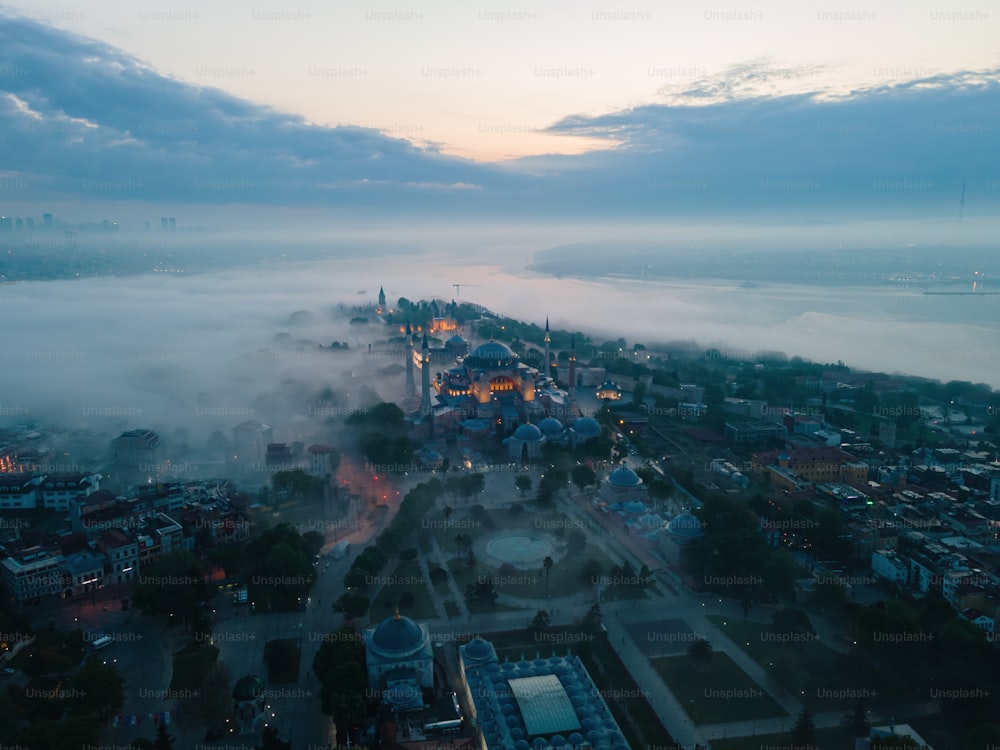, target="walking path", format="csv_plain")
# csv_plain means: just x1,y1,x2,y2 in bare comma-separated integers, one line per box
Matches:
426,533,471,620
